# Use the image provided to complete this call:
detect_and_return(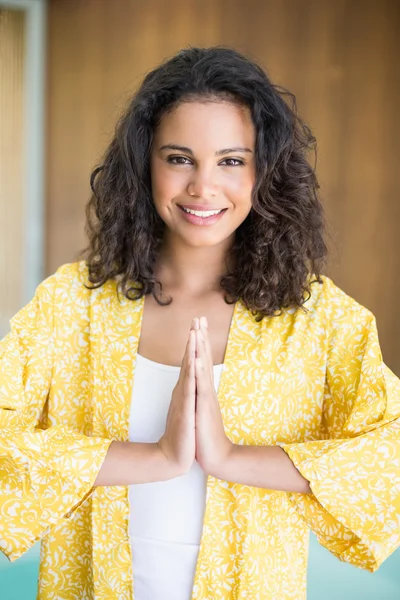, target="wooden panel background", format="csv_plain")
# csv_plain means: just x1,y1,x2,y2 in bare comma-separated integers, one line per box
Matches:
46,0,400,372
0,9,25,335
